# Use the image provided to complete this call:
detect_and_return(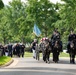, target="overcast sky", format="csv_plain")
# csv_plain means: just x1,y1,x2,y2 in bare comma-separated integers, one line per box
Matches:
2,0,63,5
